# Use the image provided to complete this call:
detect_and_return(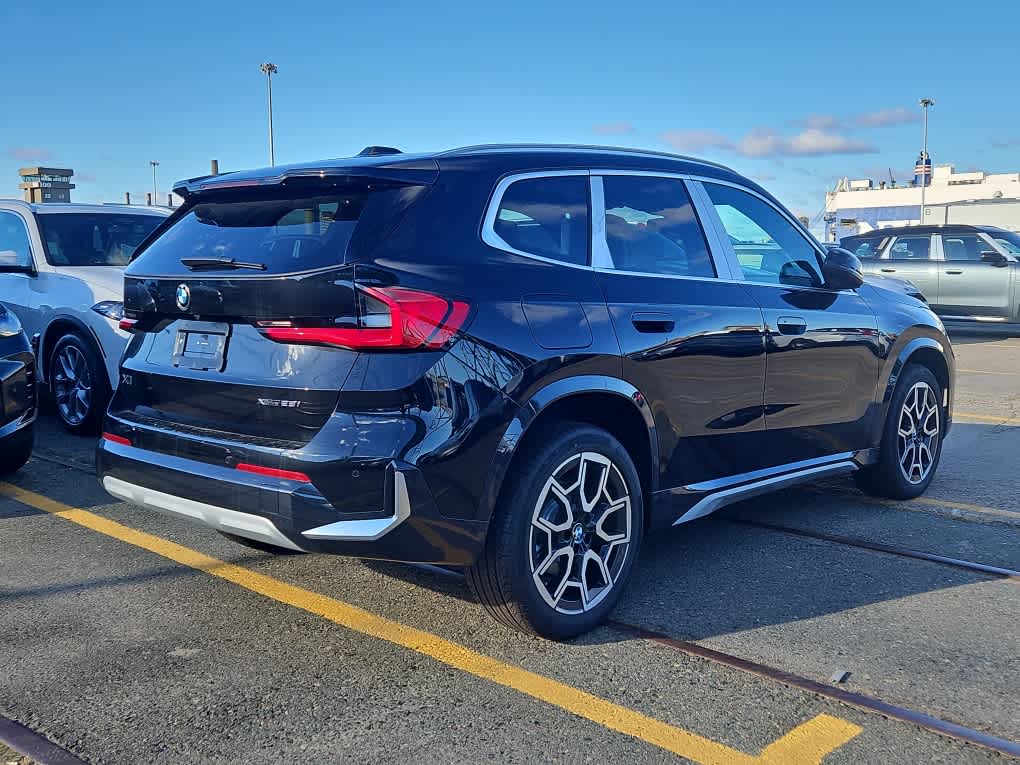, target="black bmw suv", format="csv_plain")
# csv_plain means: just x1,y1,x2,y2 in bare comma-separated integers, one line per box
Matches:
97,145,954,638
